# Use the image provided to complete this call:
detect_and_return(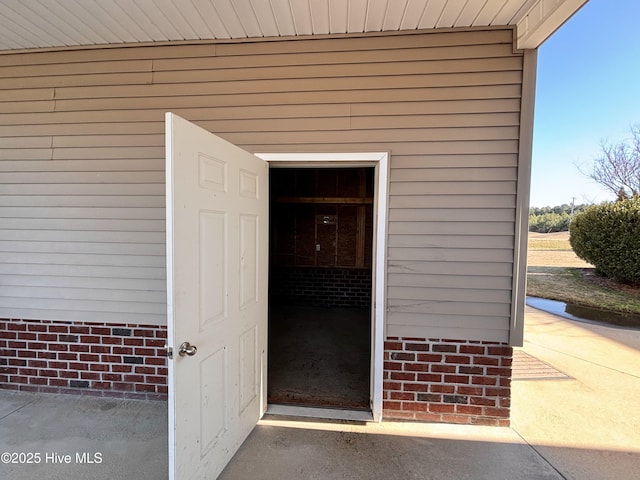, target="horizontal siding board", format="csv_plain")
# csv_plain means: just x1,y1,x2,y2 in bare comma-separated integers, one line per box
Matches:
0,263,165,280
0,171,165,184
0,252,164,268
388,300,511,317
391,167,517,181
0,286,165,304
0,240,165,256
389,181,516,195
0,29,522,337
387,261,513,276
51,71,522,99
387,312,507,329
387,273,513,290
0,207,164,220
152,43,518,71
0,229,164,243
0,195,163,208
0,159,164,173
1,274,165,291
1,218,165,232
387,234,515,249
387,286,511,303
388,209,515,222
0,184,164,195
387,325,508,343
151,57,523,84
0,307,163,325
388,247,513,262
389,194,516,209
